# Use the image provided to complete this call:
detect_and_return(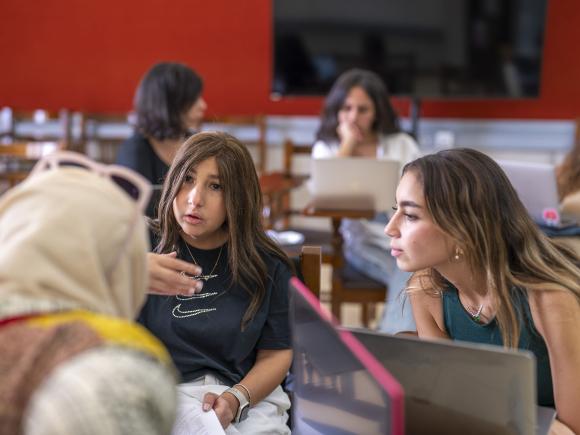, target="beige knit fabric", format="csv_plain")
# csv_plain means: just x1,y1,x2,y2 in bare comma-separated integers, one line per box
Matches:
0,167,150,320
